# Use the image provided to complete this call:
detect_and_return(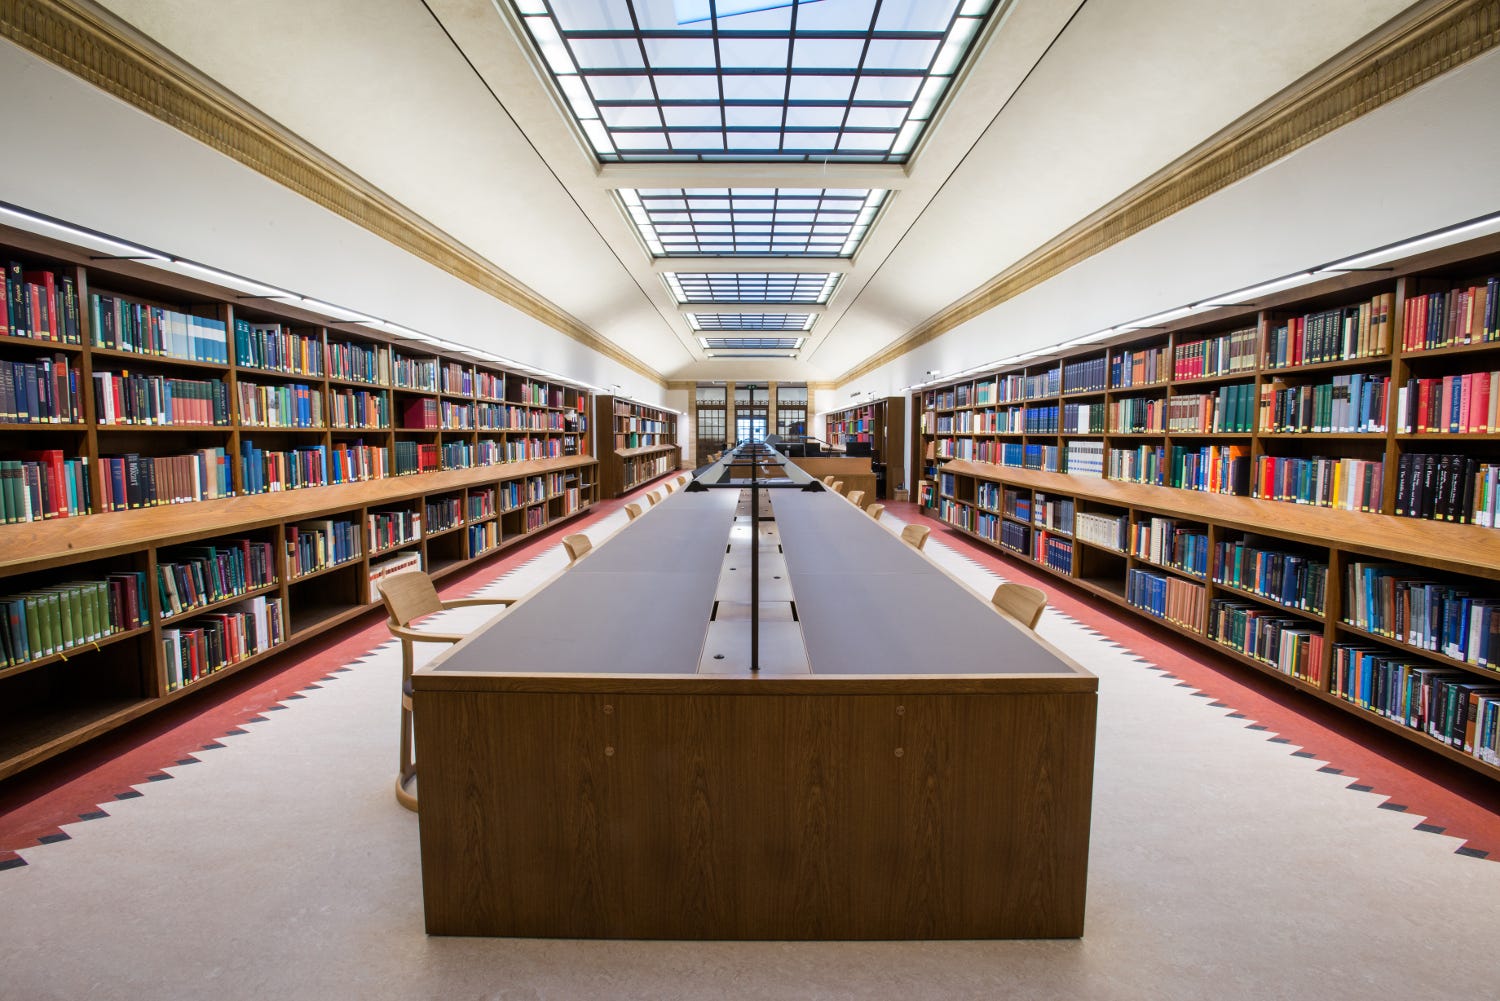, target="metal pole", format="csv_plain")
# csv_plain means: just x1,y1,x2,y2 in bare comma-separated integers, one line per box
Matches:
750,387,760,673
